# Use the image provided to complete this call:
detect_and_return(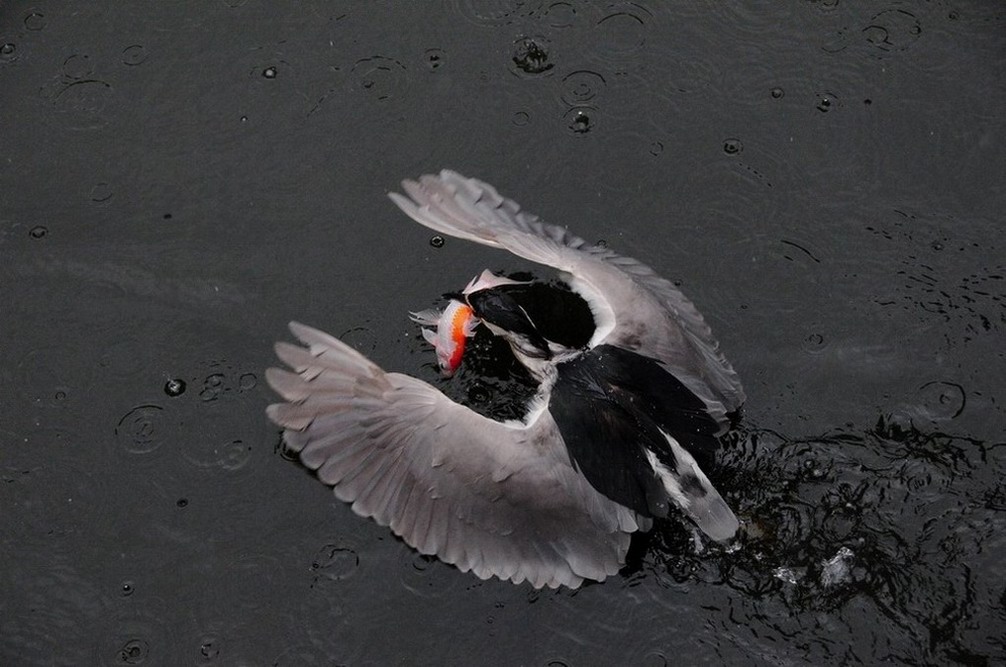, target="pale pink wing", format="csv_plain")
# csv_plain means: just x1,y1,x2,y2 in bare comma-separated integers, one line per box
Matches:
266,322,643,589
